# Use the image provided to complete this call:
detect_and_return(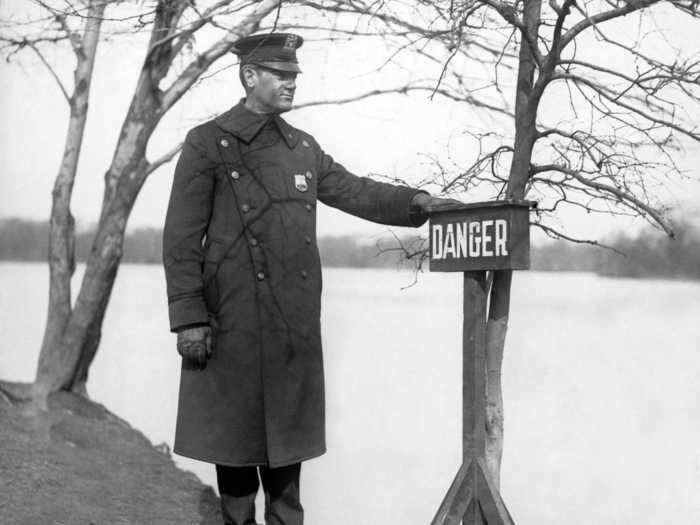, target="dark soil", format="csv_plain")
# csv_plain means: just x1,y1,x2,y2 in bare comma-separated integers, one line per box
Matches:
0,385,221,525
